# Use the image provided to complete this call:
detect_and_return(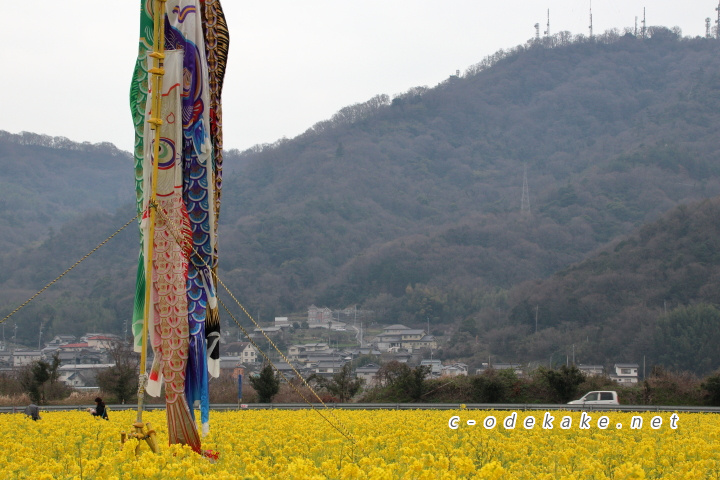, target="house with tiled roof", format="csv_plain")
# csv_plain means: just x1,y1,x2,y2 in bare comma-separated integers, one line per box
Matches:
373,324,437,352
